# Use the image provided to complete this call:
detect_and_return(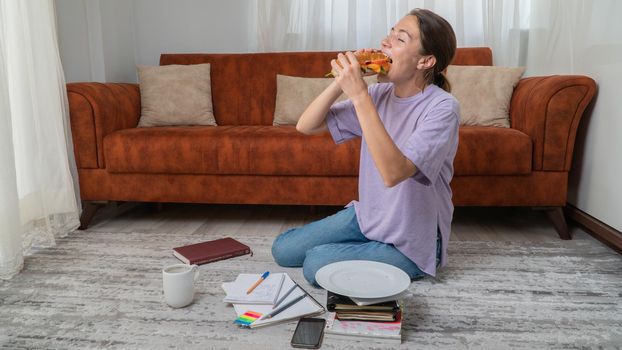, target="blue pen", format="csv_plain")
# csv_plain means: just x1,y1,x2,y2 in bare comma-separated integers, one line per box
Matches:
246,271,269,294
